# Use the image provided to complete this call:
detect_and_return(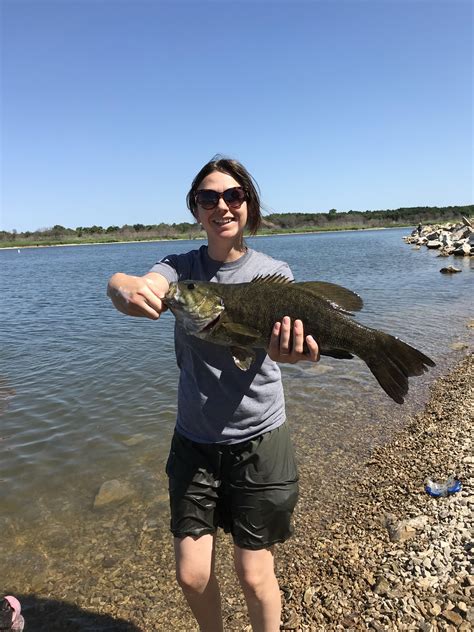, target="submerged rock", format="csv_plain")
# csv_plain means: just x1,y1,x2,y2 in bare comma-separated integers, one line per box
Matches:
93,479,135,508
440,266,461,273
